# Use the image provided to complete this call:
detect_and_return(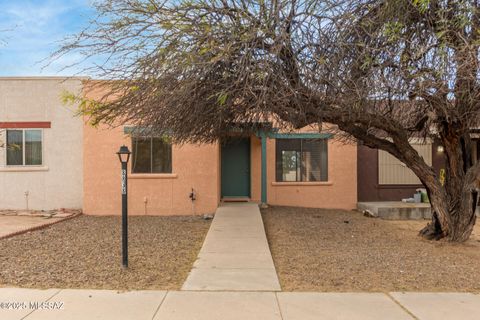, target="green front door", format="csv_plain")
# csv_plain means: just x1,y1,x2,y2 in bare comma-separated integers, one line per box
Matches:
221,137,251,198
